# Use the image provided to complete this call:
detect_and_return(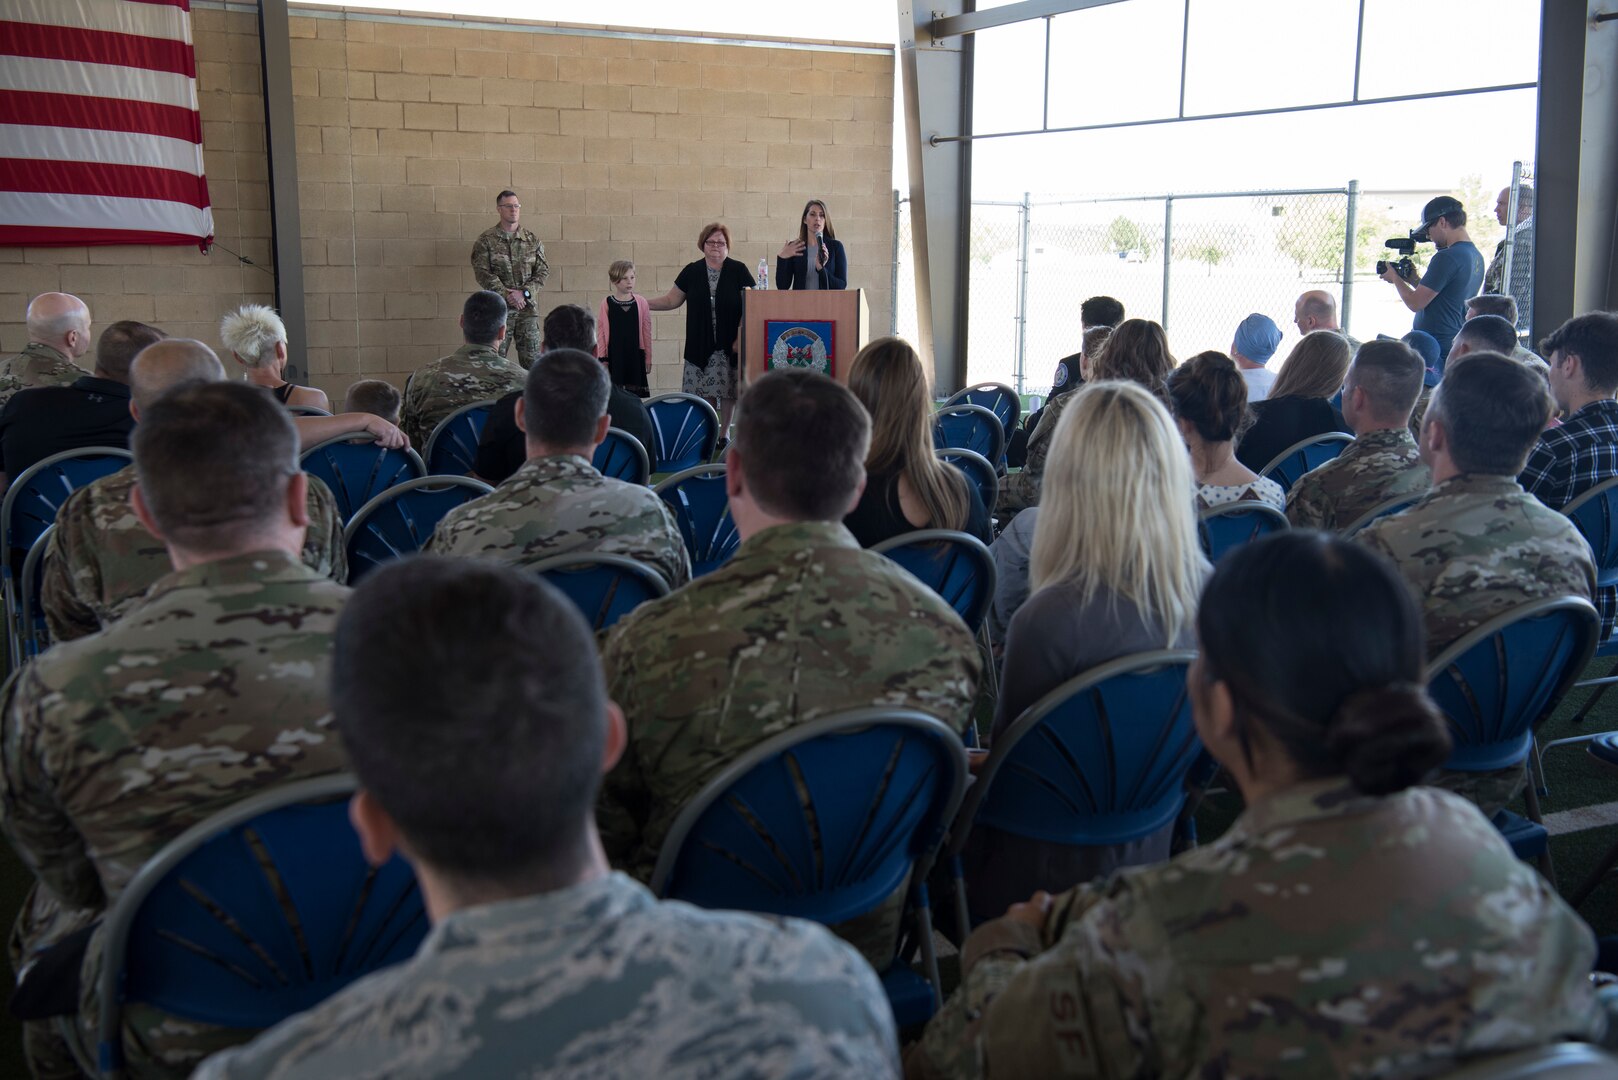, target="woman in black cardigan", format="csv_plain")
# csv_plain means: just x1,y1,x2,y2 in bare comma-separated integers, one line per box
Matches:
648,222,755,430
775,199,847,291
